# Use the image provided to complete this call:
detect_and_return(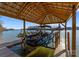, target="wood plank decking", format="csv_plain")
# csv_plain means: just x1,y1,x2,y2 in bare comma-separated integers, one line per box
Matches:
0,47,19,57
0,39,66,57
54,42,66,57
